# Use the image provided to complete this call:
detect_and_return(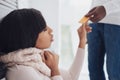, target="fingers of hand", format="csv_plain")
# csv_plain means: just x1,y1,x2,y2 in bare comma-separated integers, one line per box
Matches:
86,26,92,33
90,15,100,22
78,24,86,33
85,7,97,17
44,51,52,61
